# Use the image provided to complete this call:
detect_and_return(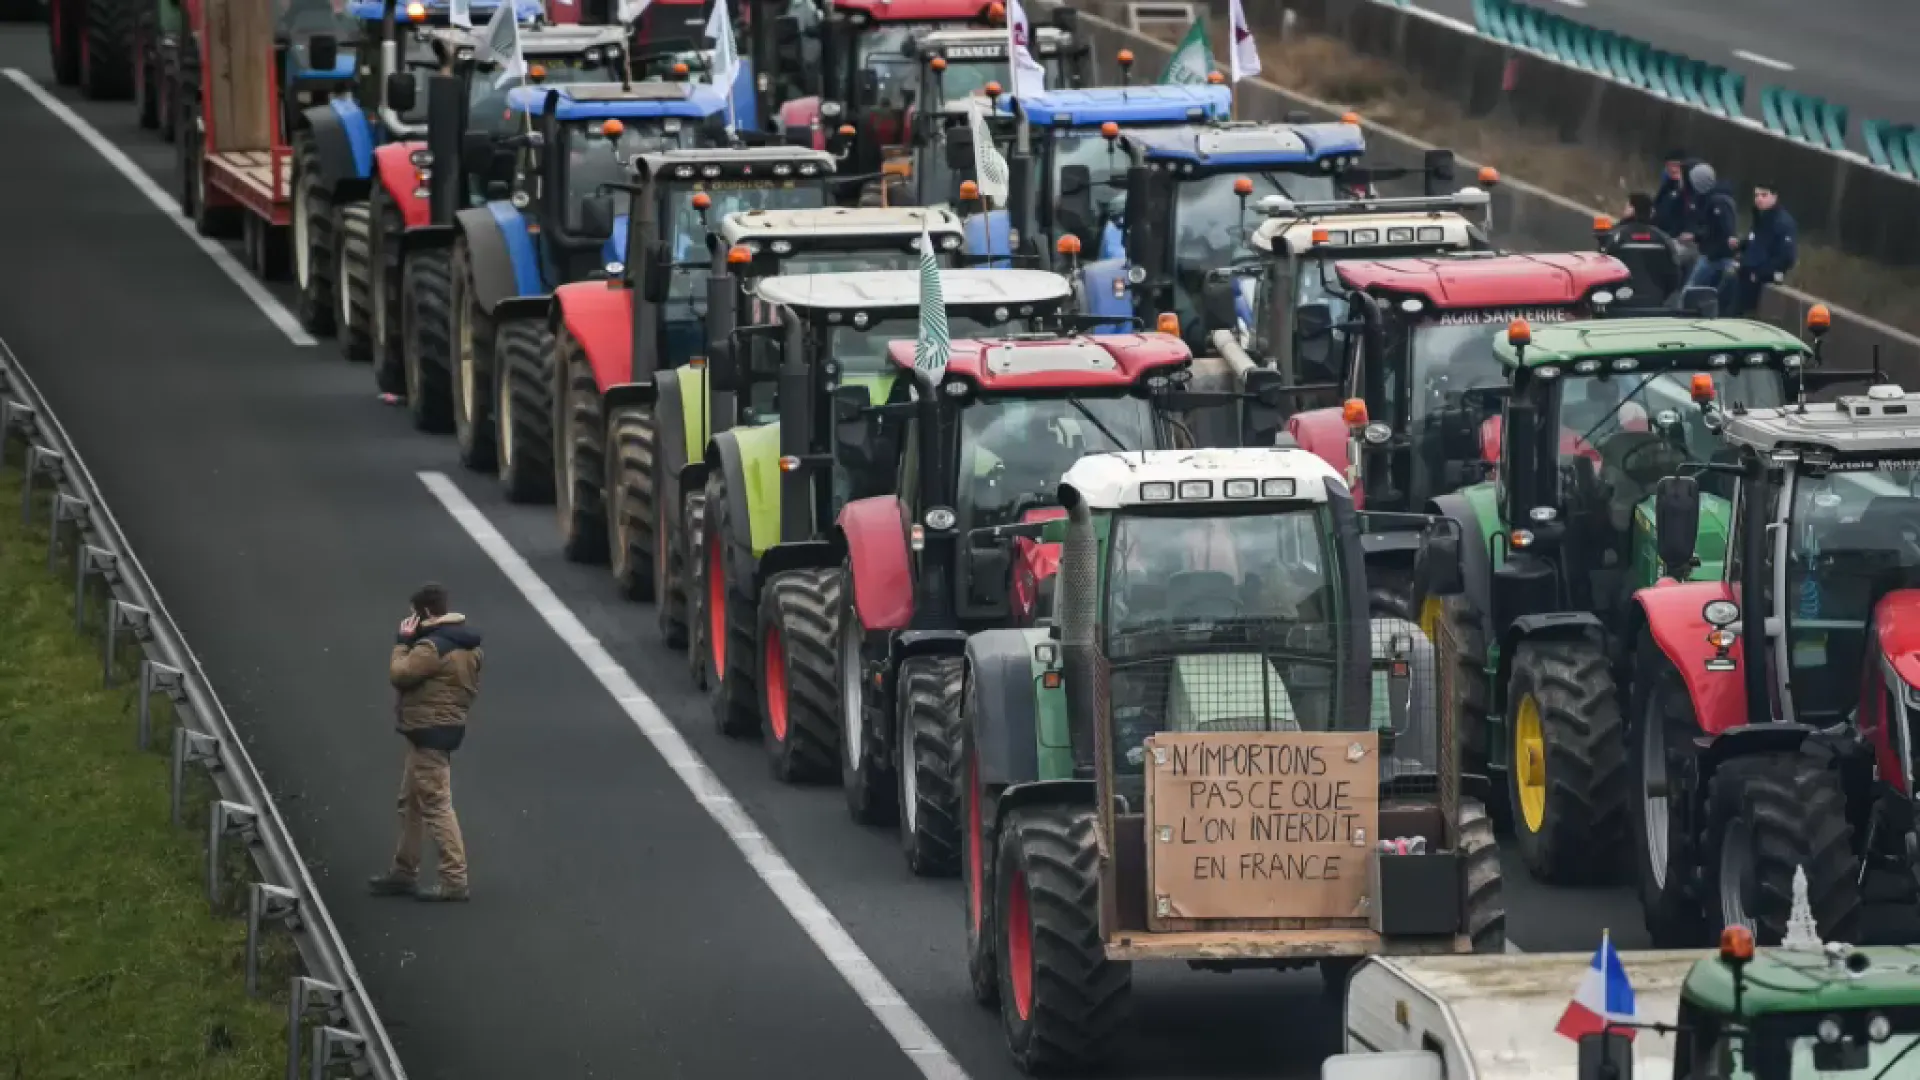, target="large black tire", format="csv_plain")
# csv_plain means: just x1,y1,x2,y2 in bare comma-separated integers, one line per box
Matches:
1705,751,1861,946
899,655,963,877
78,0,132,99
994,803,1132,1073
1629,633,1710,947
1426,591,1492,782
132,13,158,127
450,236,496,471
652,423,689,649
335,202,374,362
1367,559,1414,620
700,468,760,738
959,689,997,1007
682,487,710,686
157,40,178,141
50,0,80,84
553,327,607,562
291,131,336,335
401,247,454,433
1504,640,1628,884
606,405,657,599
369,183,407,393
757,568,841,783
1461,797,1507,952
837,567,895,826
182,105,239,237
493,318,555,504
